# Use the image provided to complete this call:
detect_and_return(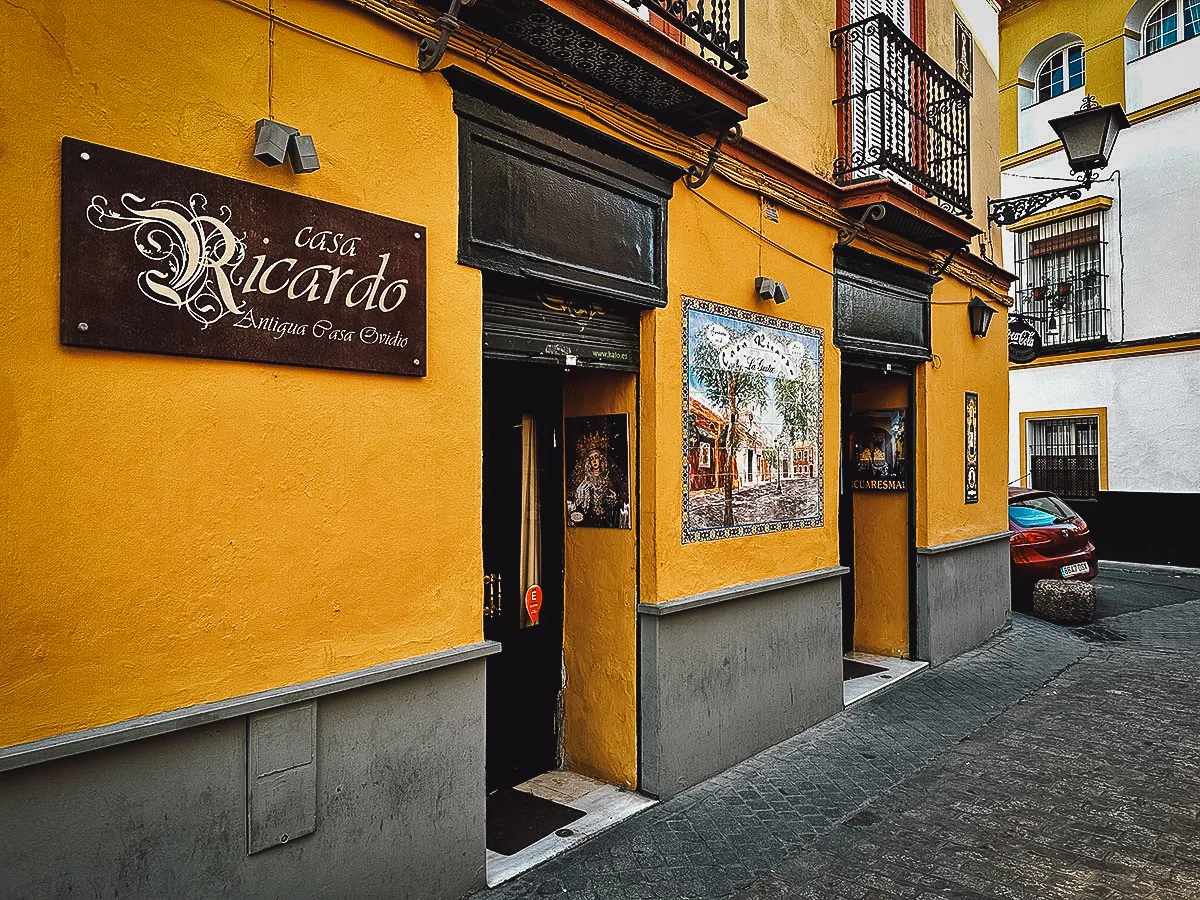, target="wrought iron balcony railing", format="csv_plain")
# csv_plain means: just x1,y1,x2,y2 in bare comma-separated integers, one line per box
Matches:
831,13,972,217
624,0,748,79
434,0,760,134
